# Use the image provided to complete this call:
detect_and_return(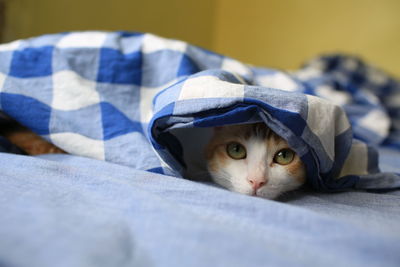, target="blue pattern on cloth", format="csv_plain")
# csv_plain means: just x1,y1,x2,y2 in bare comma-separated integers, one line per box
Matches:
0,31,399,192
